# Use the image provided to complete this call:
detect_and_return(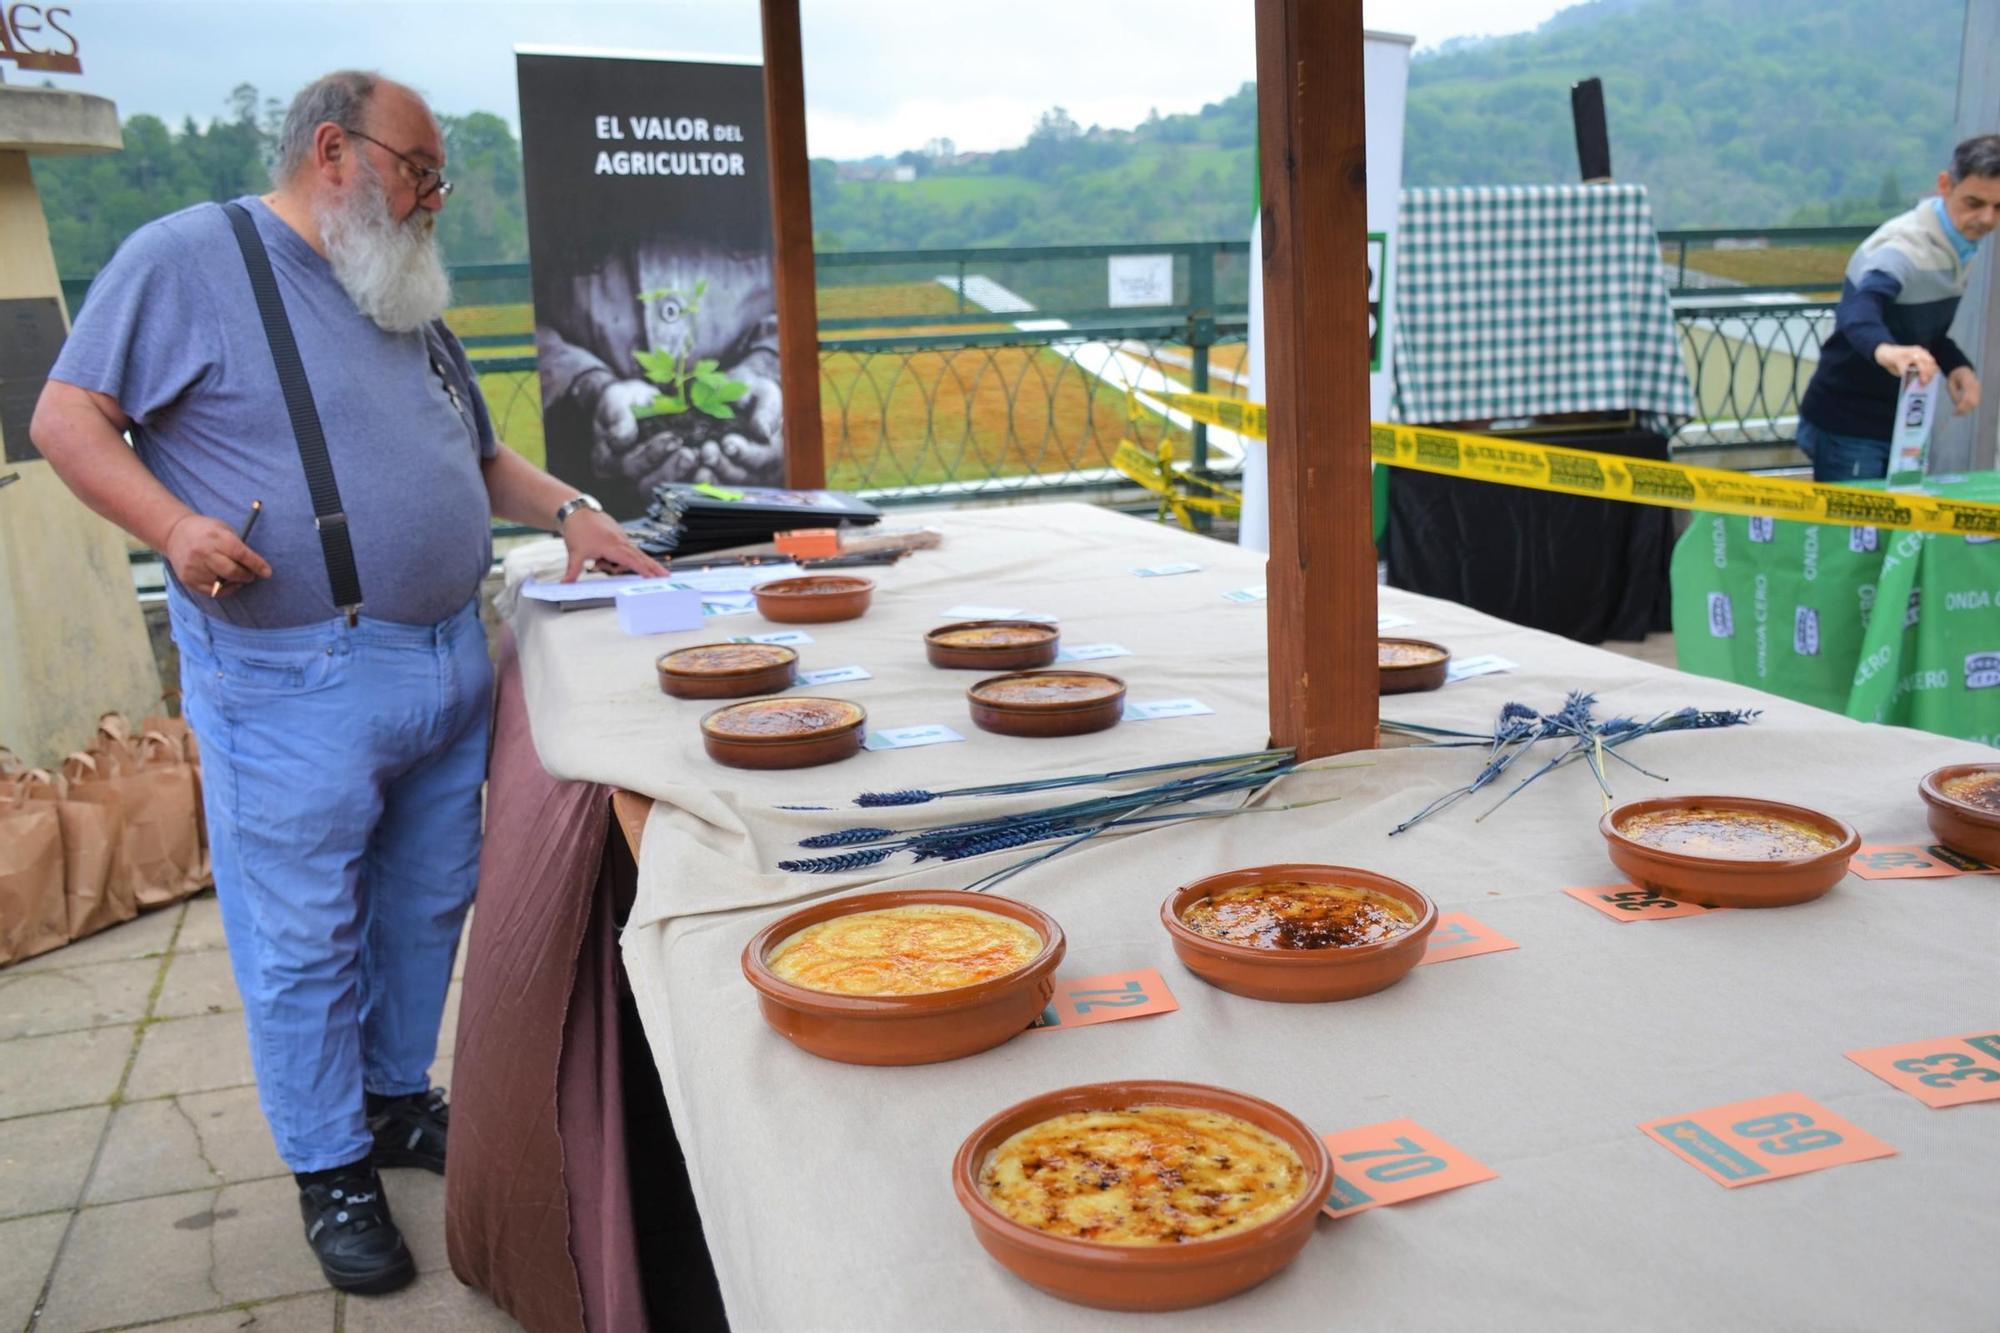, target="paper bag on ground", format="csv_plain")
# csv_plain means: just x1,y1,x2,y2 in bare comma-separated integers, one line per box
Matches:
13,768,134,942
67,741,202,910
0,782,70,966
